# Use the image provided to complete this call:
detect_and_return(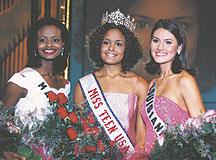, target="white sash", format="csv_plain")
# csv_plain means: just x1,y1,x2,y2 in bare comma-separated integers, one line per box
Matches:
19,68,51,100
145,80,165,138
79,73,134,151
